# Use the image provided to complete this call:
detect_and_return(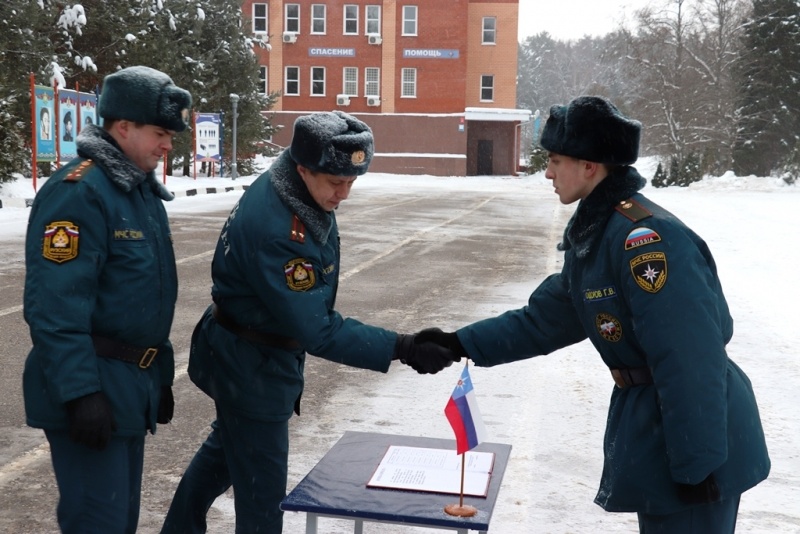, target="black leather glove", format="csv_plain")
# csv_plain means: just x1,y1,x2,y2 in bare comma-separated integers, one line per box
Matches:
65,391,117,451
676,473,720,505
414,328,468,359
157,385,174,424
393,334,461,374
